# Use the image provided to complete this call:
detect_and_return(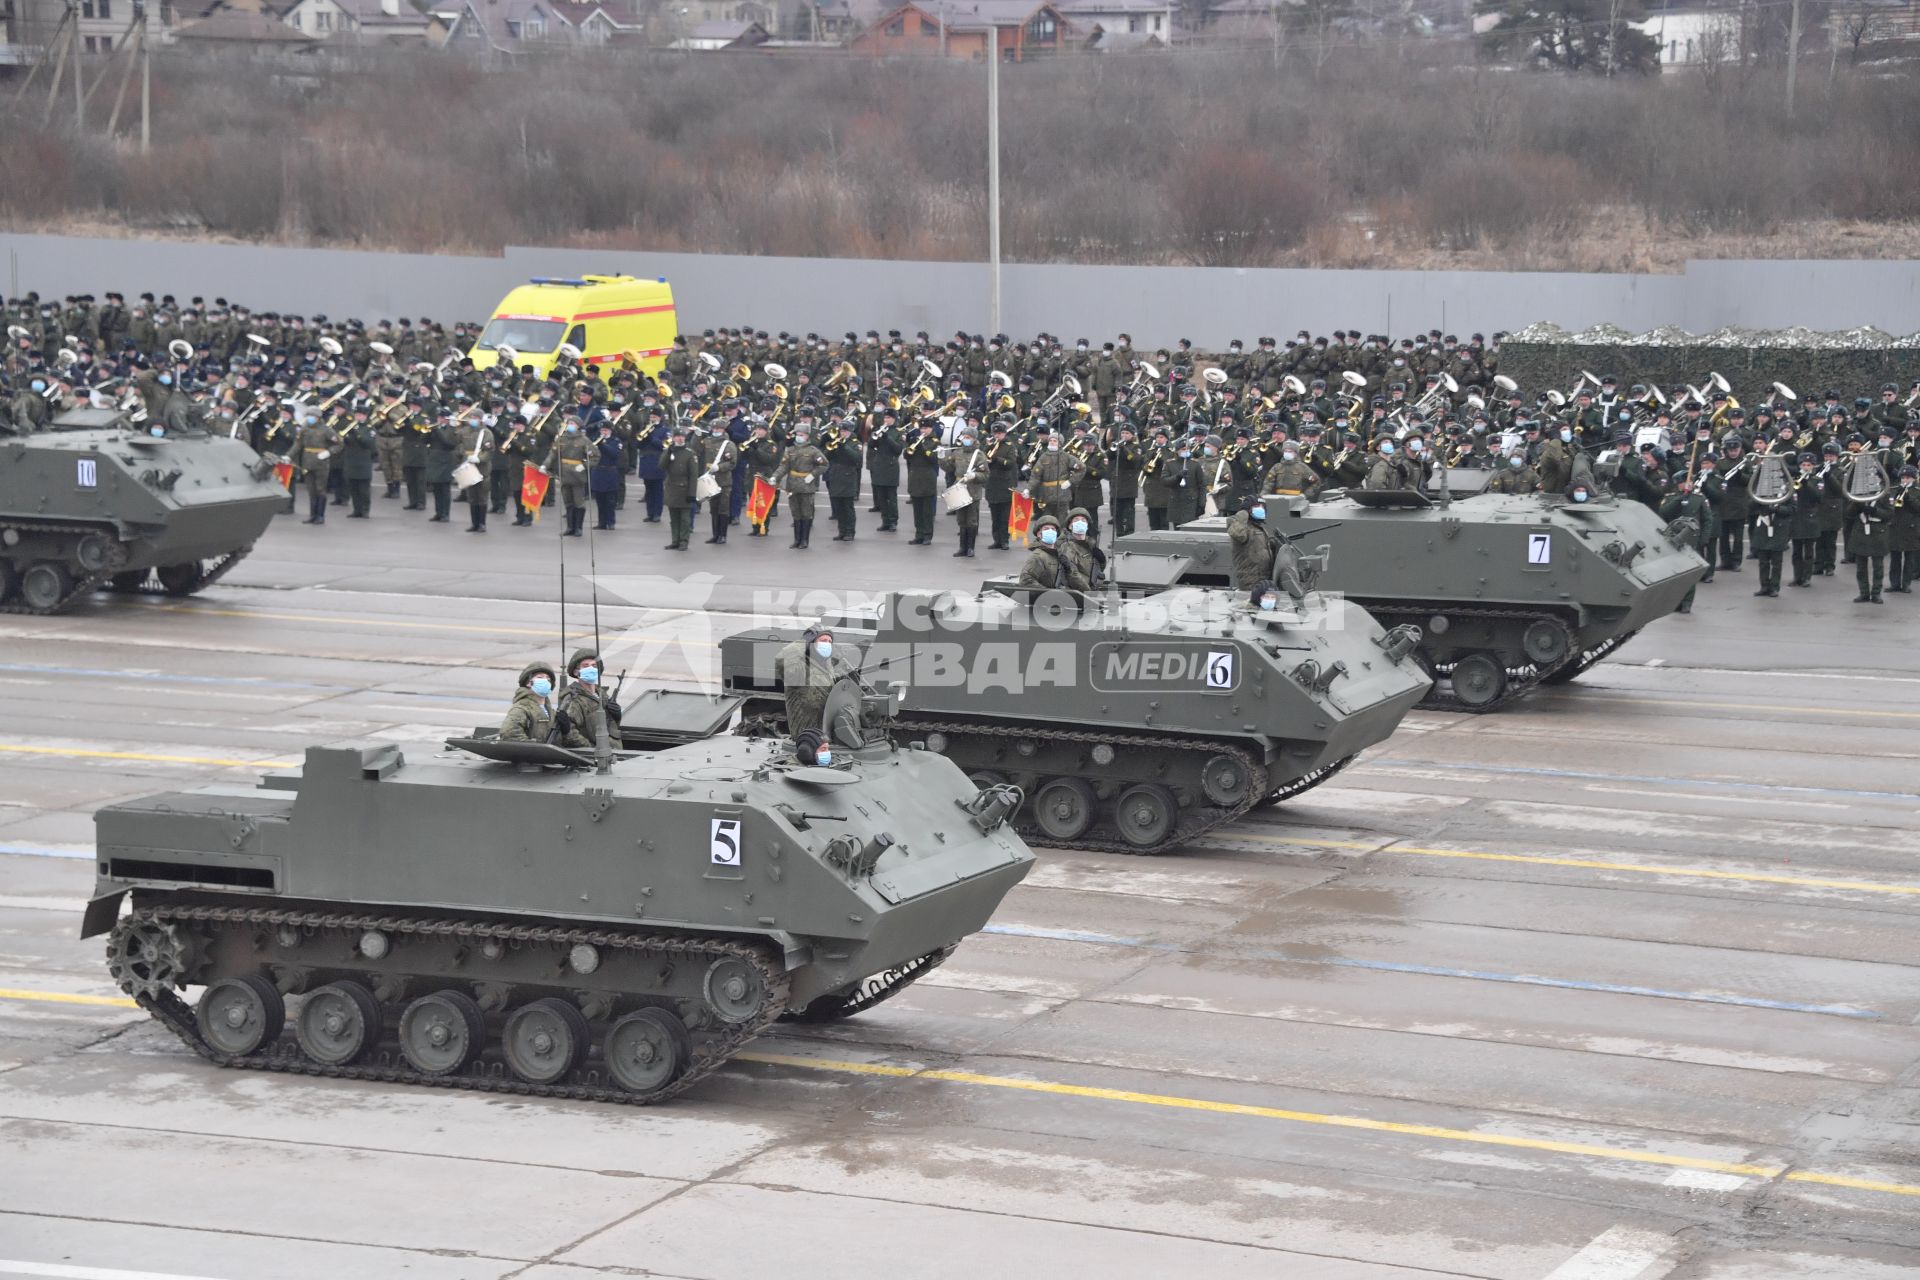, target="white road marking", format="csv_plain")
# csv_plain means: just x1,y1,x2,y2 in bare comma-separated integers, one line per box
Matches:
0,1263,226,1280
1663,1168,1750,1192
0,896,86,913
1543,1225,1680,1280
